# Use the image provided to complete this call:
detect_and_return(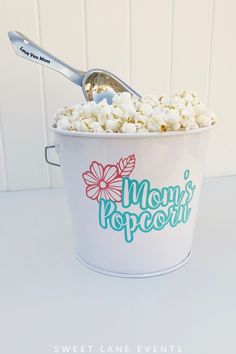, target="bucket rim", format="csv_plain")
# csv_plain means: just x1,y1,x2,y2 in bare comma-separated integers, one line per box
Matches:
51,124,215,139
